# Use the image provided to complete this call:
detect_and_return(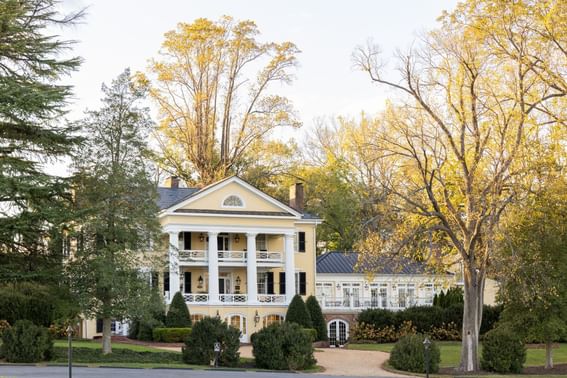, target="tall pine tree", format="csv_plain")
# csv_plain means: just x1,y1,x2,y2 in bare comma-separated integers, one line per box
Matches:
0,0,81,284
68,69,161,354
